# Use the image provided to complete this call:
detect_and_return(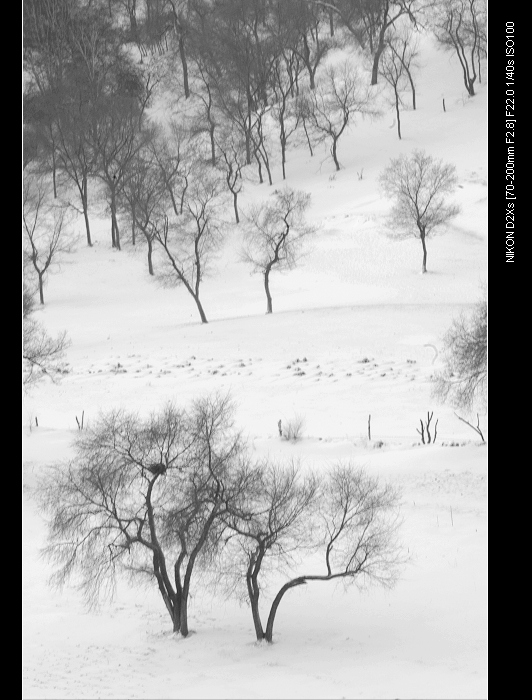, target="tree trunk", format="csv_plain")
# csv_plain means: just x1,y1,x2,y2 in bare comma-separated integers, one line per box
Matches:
51,143,58,199
247,572,264,640
264,266,273,314
371,42,385,85
262,149,273,186
210,126,216,167
178,35,190,99
147,238,154,275
394,91,401,140
172,596,181,633
233,192,239,224
420,232,427,273
131,207,136,246
302,120,313,157
331,138,340,171
193,294,208,323
371,11,390,86
255,152,263,184
179,589,190,636
264,578,307,643
405,67,416,110
38,273,45,305
110,187,120,249
82,177,92,246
